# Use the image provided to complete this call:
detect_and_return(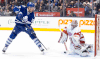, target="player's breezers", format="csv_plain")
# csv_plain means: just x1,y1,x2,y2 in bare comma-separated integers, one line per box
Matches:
2,2,44,53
